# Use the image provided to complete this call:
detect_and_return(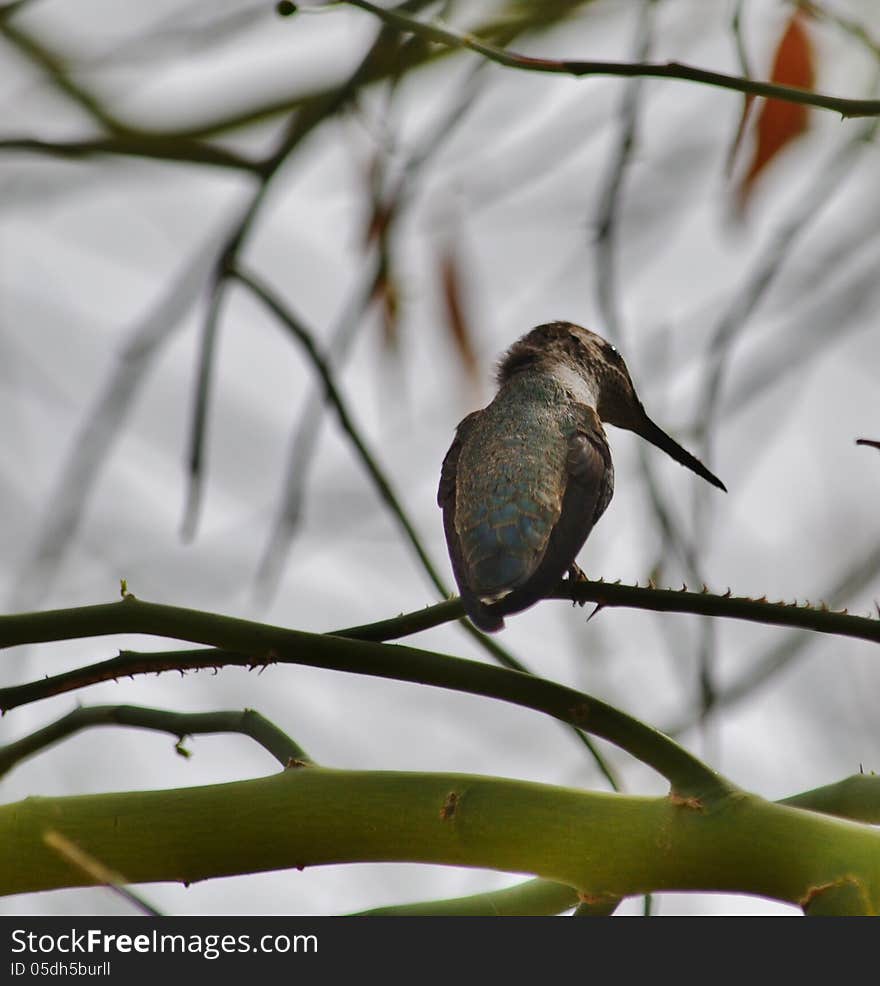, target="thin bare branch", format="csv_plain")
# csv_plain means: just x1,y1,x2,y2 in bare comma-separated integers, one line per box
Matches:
559,579,880,643
339,0,880,117
665,541,880,735
43,830,161,916
10,220,239,611
0,136,261,171
590,0,716,740
0,19,128,133
697,112,880,456
180,6,428,537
